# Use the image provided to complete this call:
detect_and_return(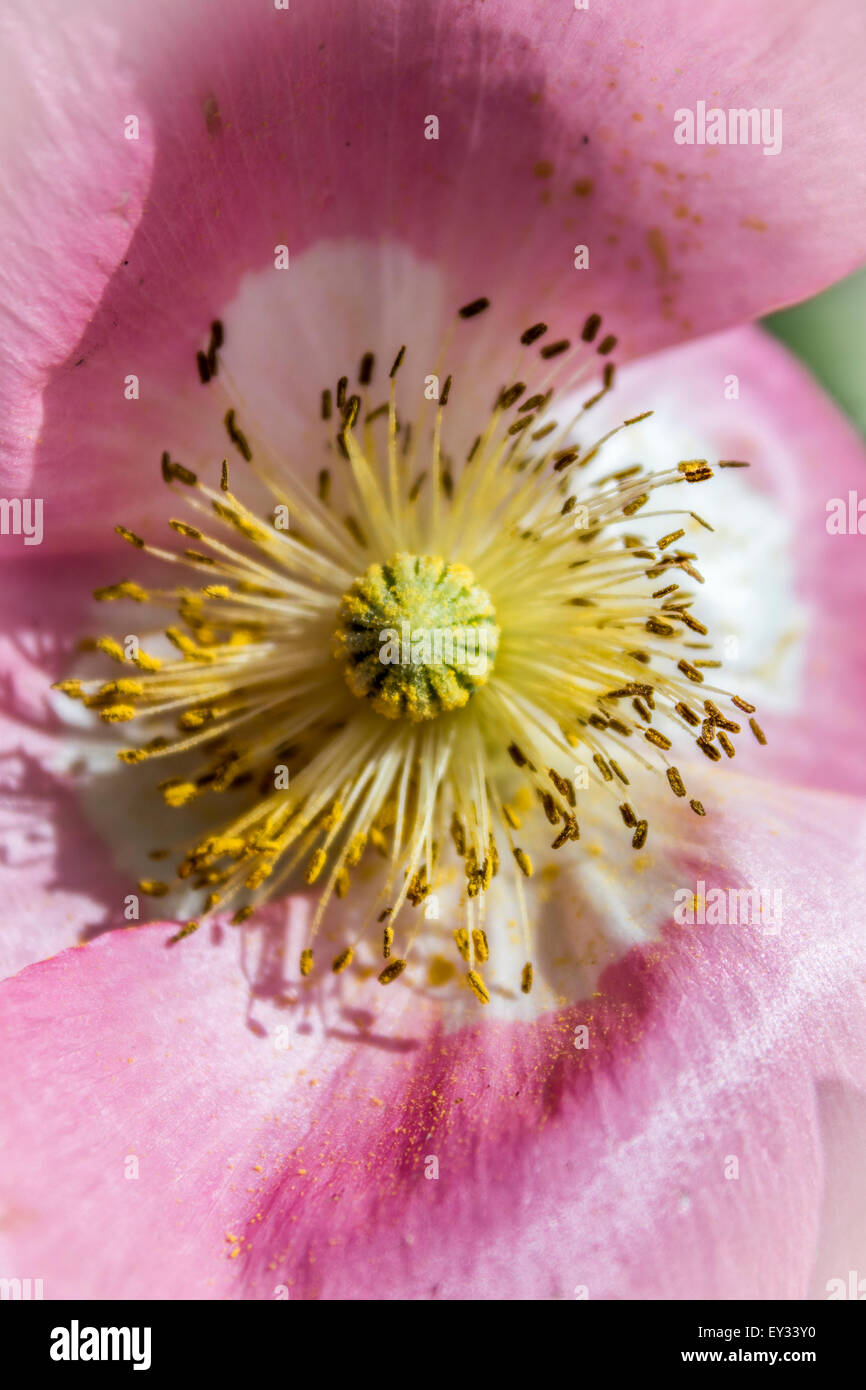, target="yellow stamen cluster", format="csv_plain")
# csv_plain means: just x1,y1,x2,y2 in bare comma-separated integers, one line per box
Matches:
58,301,764,1002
